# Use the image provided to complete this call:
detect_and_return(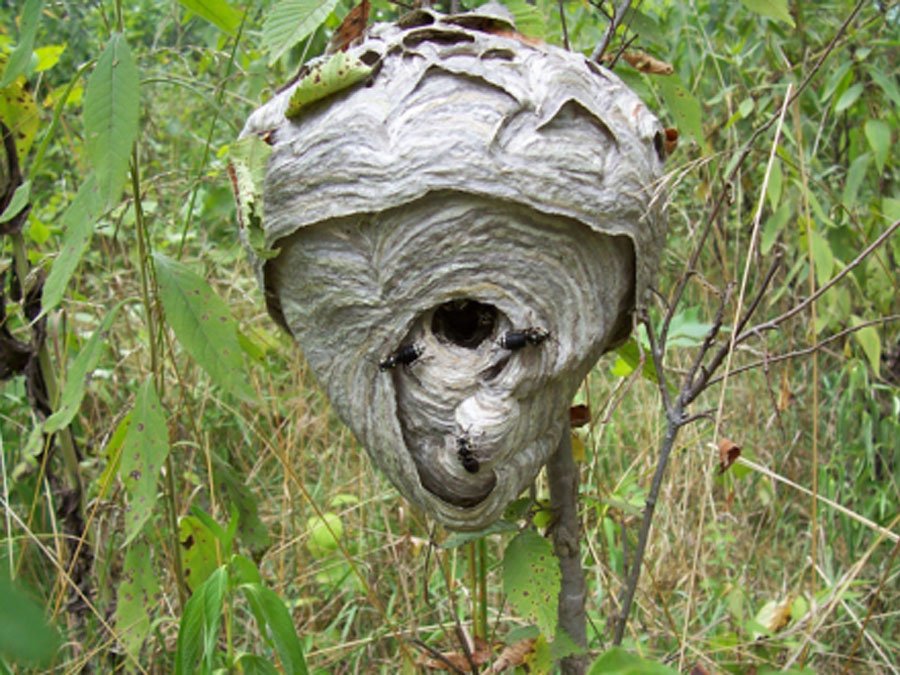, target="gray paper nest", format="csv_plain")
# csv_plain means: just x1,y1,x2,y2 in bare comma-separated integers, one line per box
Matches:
239,4,666,530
